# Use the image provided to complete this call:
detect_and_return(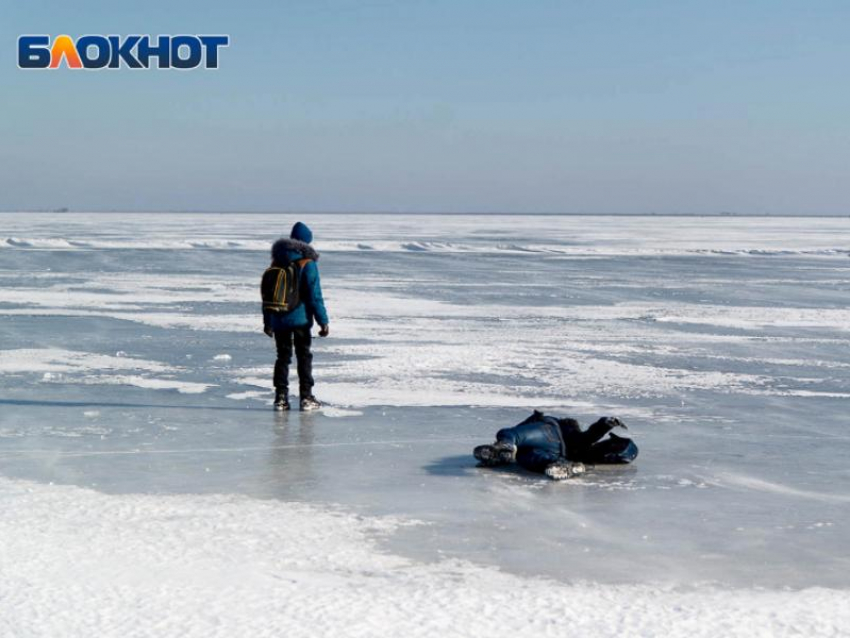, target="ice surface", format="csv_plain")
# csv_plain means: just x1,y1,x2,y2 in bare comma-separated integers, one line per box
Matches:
1,213,849,634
